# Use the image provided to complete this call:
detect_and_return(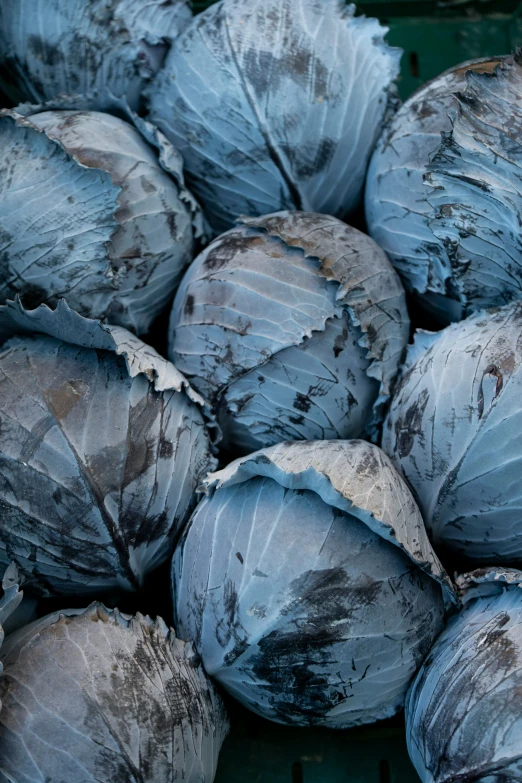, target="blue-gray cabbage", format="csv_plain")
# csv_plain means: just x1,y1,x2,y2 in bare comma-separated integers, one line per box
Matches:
0,565,23,704
169,211,409,453
0,298,216,596
0,0,192,111
383,302,522,565
0,102,204,335
0,603,229,783
406,568,522,783
173,440,456,728
147,0,402,232
366,53,522,324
